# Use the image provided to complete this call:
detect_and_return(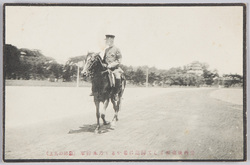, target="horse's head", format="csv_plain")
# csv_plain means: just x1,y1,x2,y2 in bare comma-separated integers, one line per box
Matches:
82,52,101,76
